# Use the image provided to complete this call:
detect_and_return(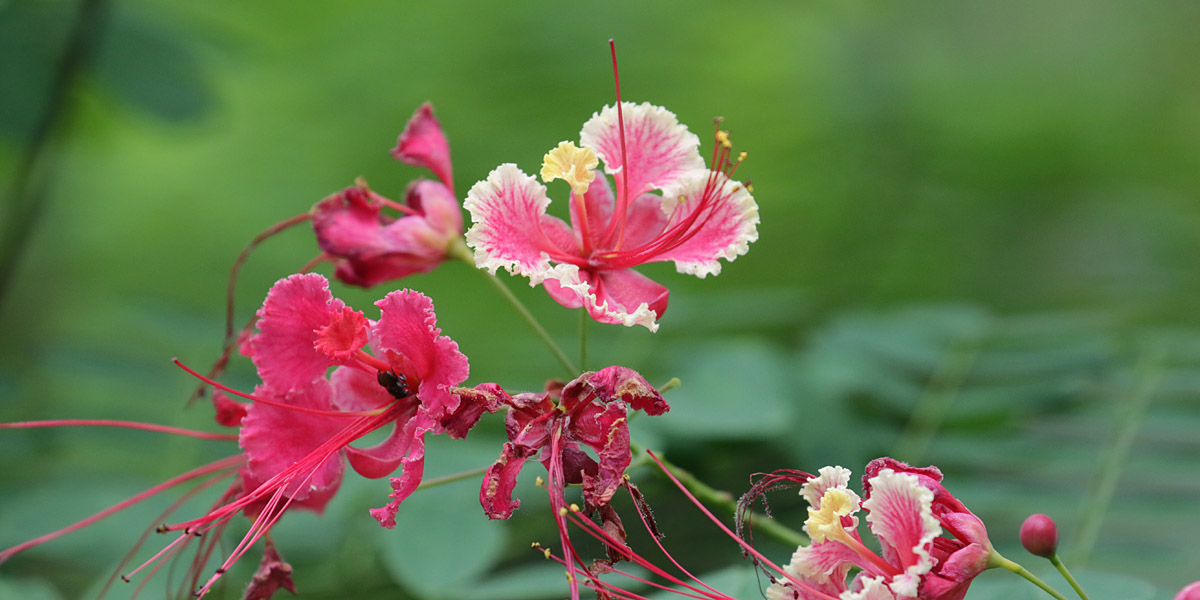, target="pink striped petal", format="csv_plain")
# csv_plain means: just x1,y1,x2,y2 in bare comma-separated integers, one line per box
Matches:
239,381,345,505
370,289,469,418
844,576,899,600
580,102,704,199
767,543,855,600
652,171,759,278
392,102,454,190
862,469,940,598
249,274,343,392
464,164,581,282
